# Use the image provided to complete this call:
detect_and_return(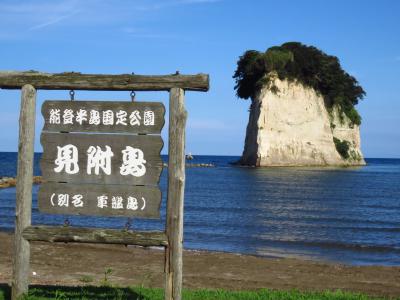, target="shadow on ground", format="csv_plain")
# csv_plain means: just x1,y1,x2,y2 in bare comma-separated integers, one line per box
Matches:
0,283,149,300
0,284,10,300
